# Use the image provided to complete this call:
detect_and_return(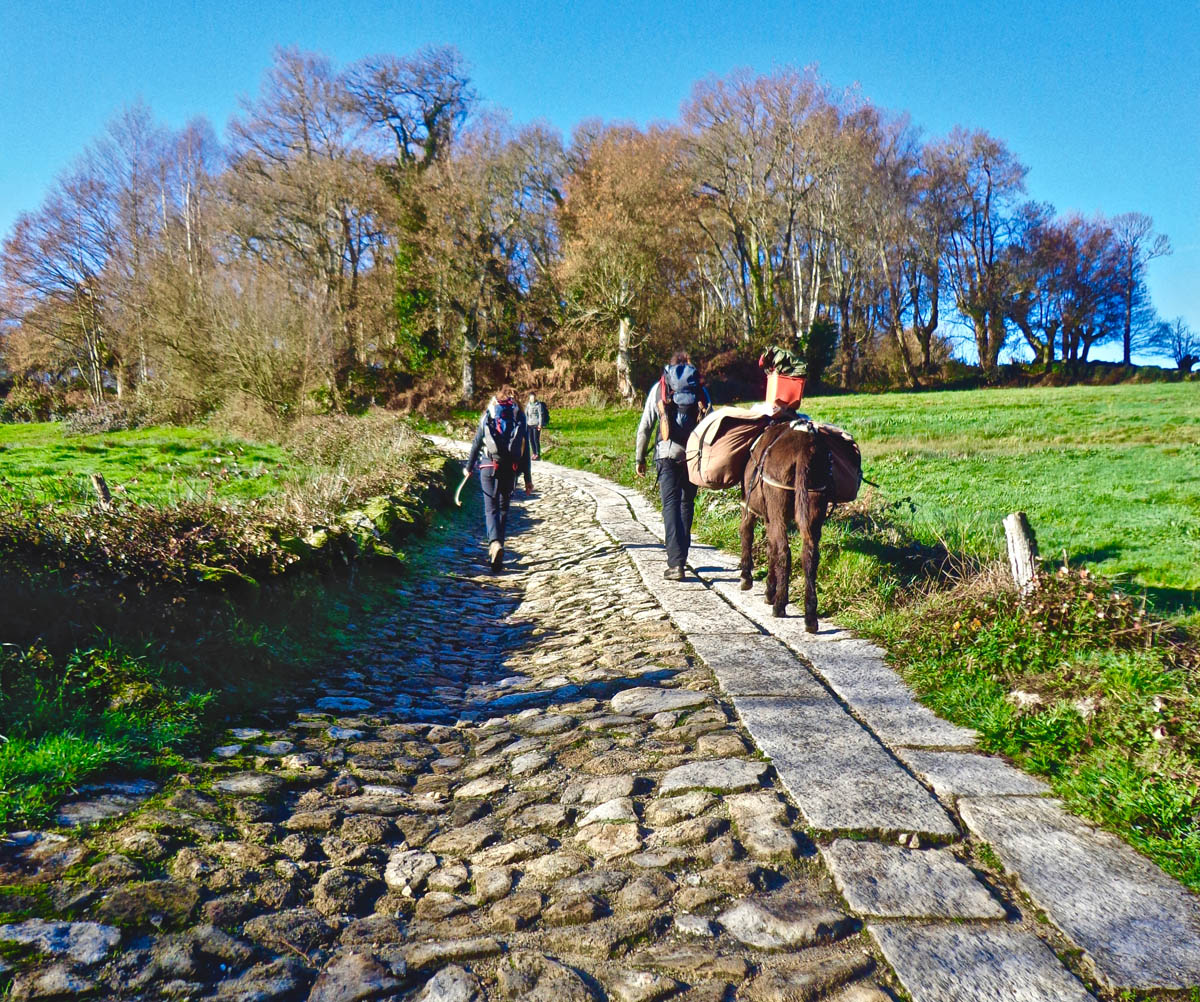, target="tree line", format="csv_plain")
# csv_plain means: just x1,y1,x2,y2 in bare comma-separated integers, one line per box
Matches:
1,46,1193,421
